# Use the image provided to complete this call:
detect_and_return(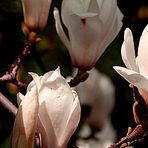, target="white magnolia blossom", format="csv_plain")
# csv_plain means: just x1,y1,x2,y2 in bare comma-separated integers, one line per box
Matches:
54,0,123,70
21,0,52,30
113,25,148,108
75,68,115,131
11,67,81,148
